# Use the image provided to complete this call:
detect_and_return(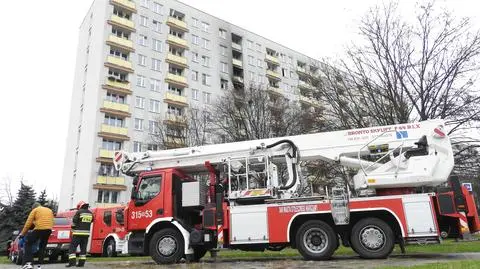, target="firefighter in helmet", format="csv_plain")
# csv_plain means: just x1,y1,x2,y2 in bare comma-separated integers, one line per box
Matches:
66,201,94,267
